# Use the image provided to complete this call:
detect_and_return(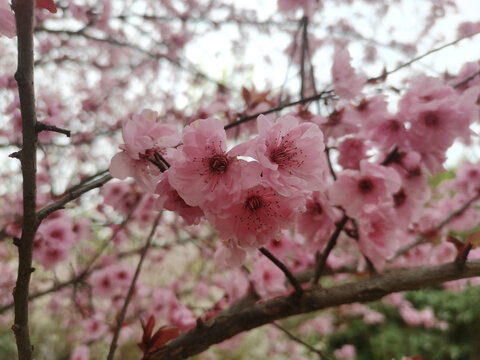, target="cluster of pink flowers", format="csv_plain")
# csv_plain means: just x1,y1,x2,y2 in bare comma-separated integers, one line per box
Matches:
34,210,90,269
110,113,328,264
109,65,480,271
